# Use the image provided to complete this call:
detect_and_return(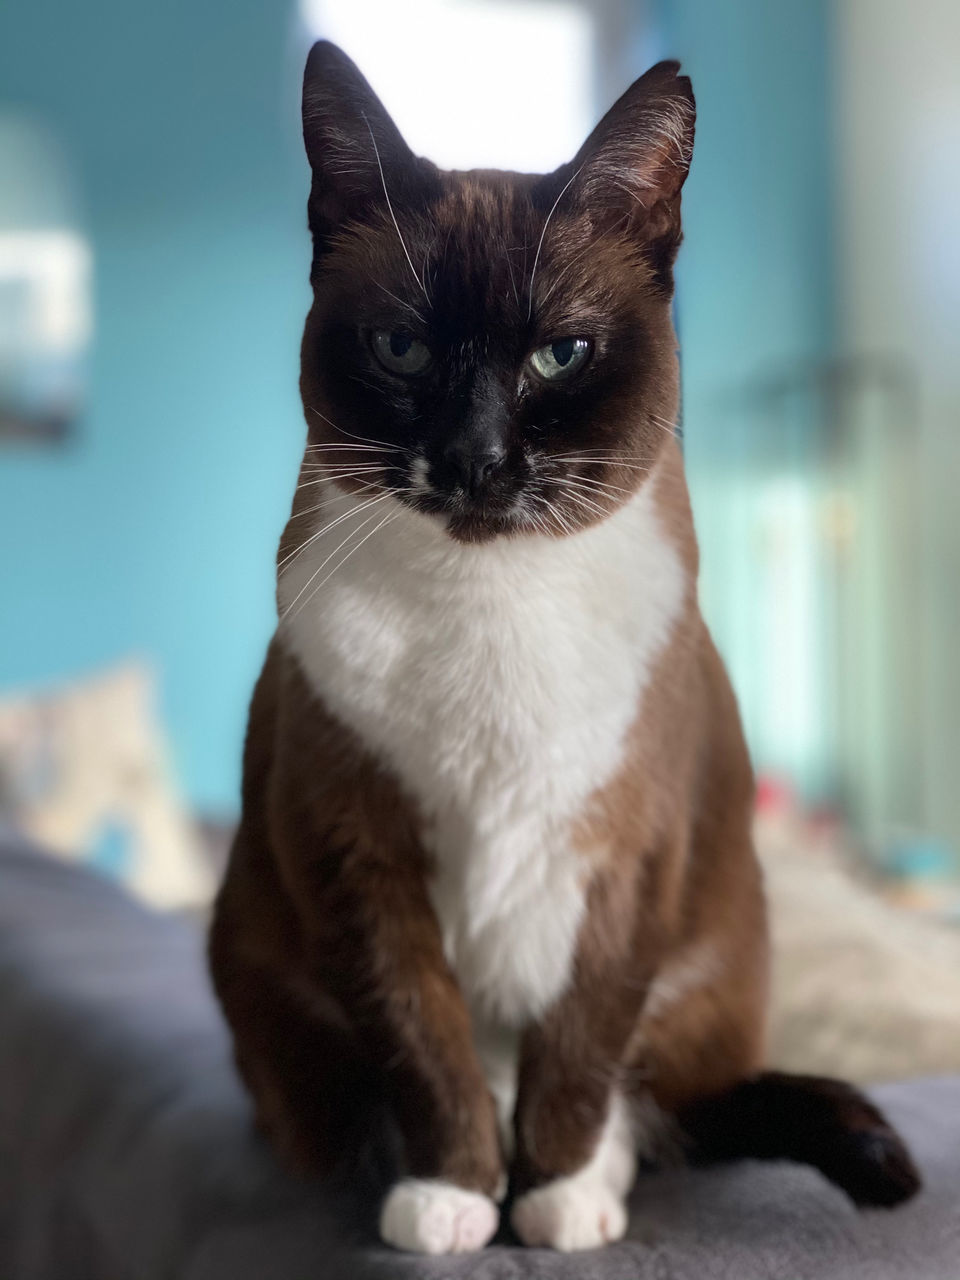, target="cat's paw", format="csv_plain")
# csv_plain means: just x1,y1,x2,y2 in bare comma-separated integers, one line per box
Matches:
512,1178,628,1251
379,1179,499,1254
